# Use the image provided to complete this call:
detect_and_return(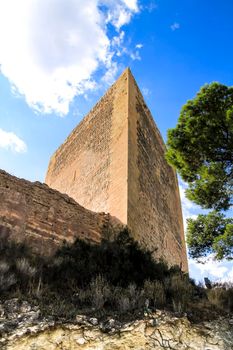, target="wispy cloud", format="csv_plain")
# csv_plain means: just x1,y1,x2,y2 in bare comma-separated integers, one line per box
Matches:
142,87,150,97
0,0,139,115
144,1,158,12
170,22,180,31
130,51,141,61
129,42,143,61
0,128,27,153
